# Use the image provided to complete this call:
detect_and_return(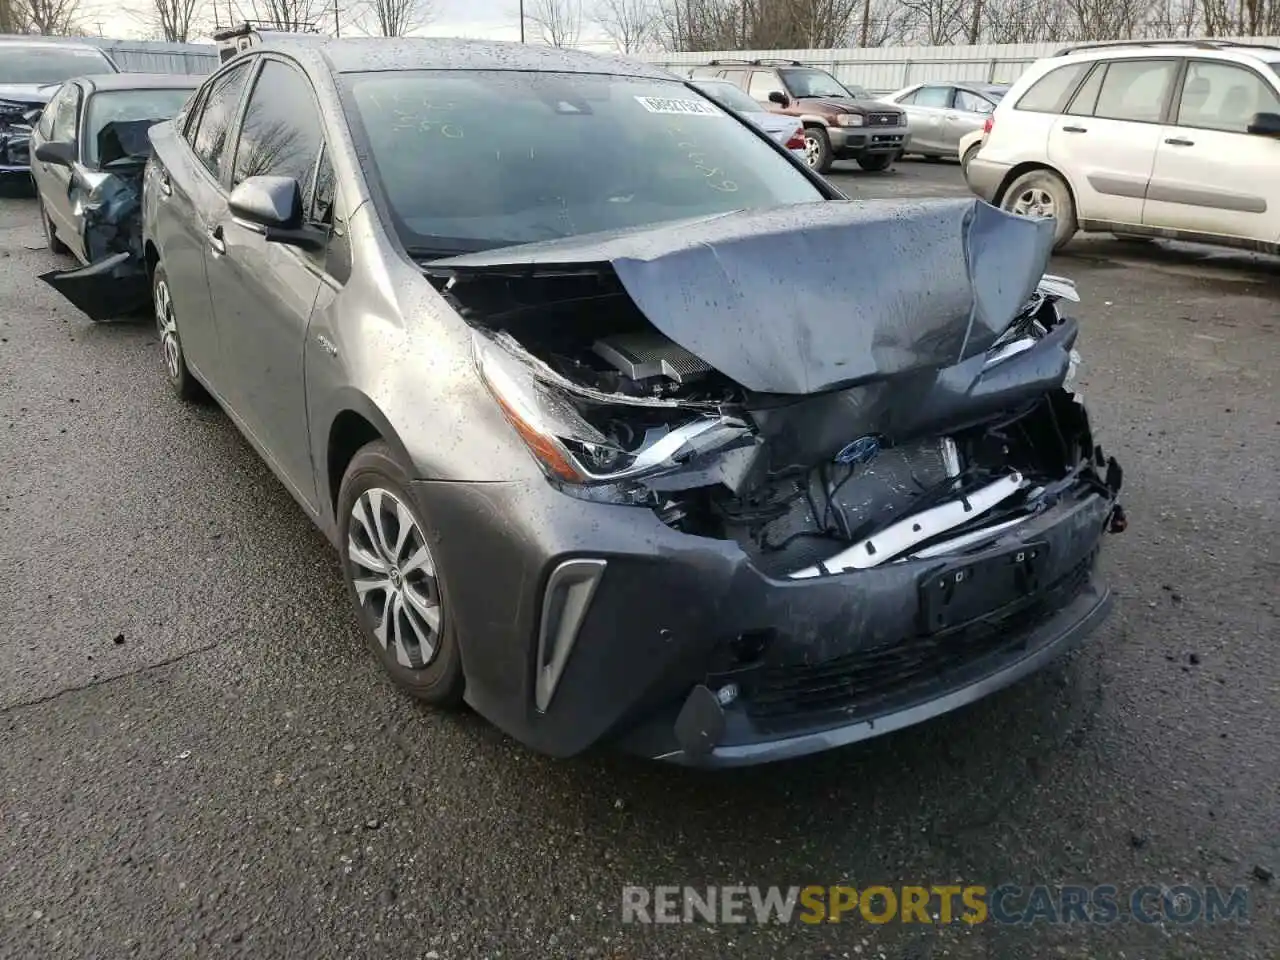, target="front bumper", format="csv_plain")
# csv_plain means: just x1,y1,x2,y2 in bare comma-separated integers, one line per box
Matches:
965,156,1012,204
829,124,907,156
39,251,150,321
0,130,32,173
411,474,1118,767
